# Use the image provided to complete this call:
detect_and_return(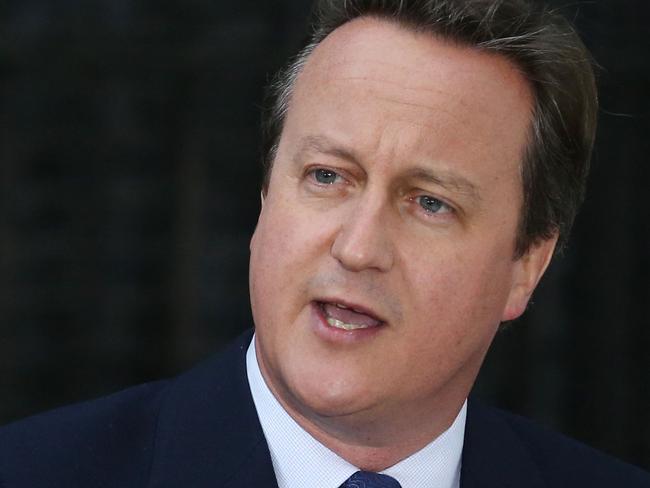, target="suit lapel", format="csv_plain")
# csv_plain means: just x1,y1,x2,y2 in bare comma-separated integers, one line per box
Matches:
460,400,546,488
148,330,278,488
